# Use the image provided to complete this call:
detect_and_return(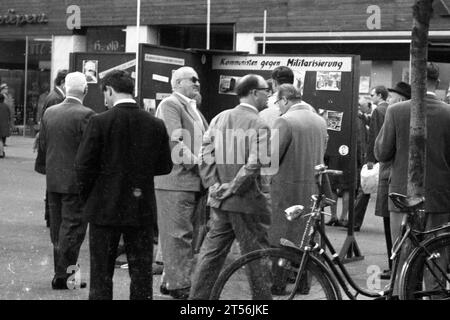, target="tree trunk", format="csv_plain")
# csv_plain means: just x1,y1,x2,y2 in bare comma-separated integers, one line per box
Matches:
408,0,434,230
